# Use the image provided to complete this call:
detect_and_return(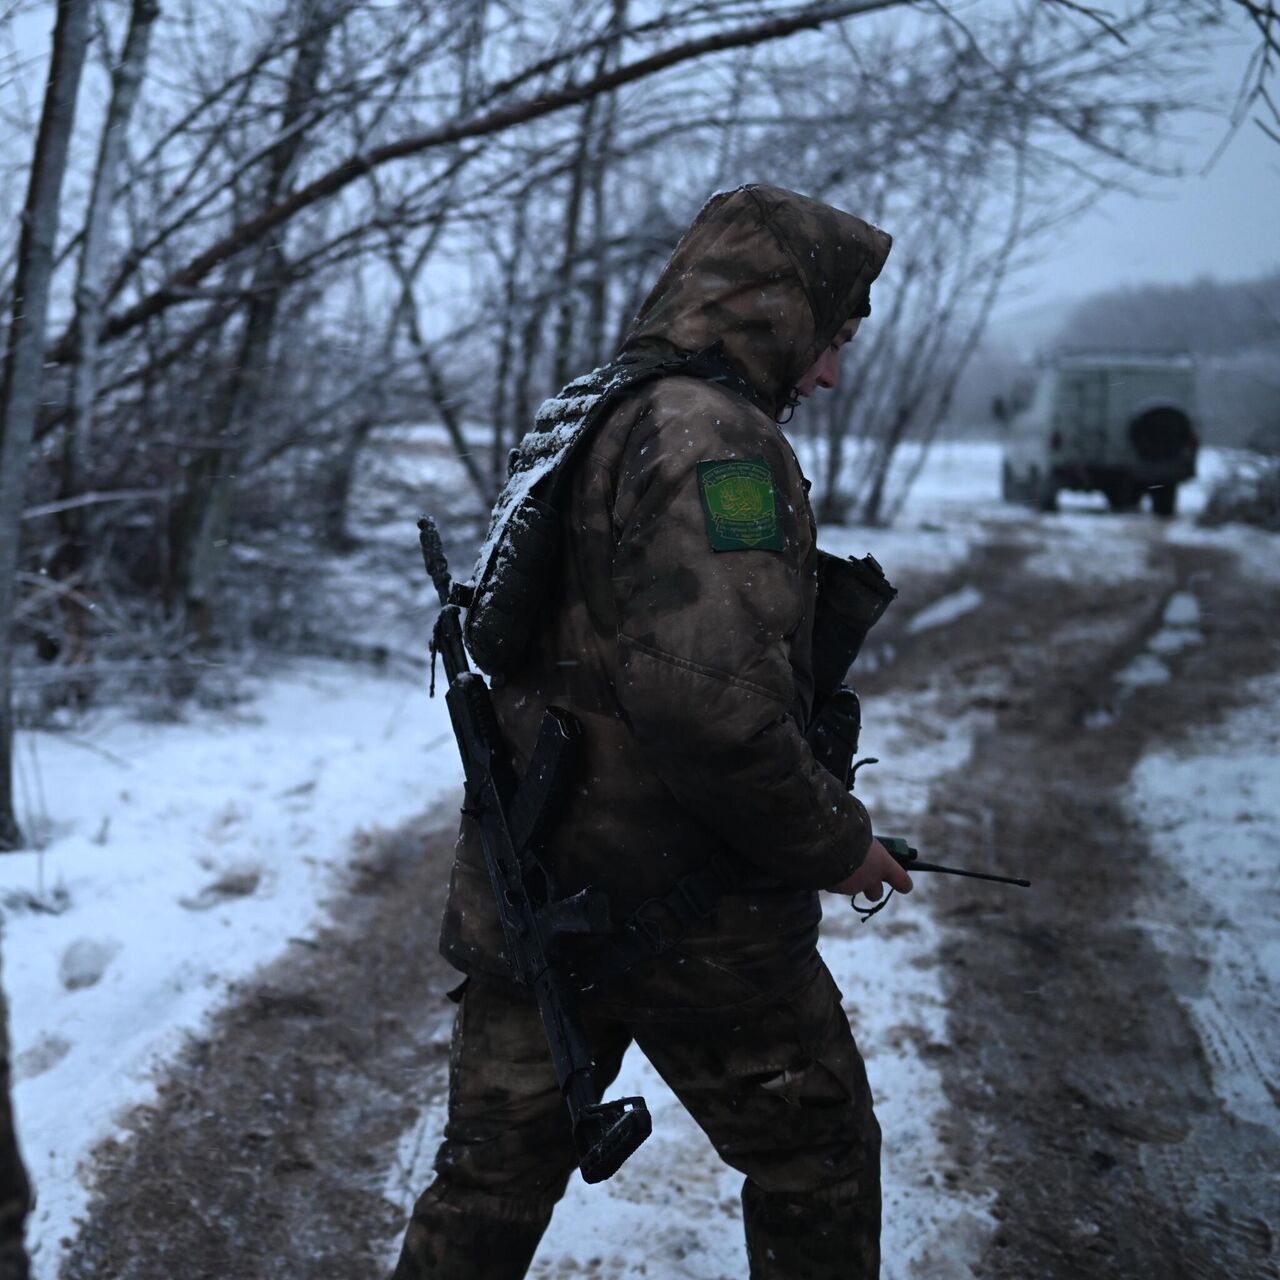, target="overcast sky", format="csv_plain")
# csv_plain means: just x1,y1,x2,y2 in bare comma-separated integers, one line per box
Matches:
994,28,1280,324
